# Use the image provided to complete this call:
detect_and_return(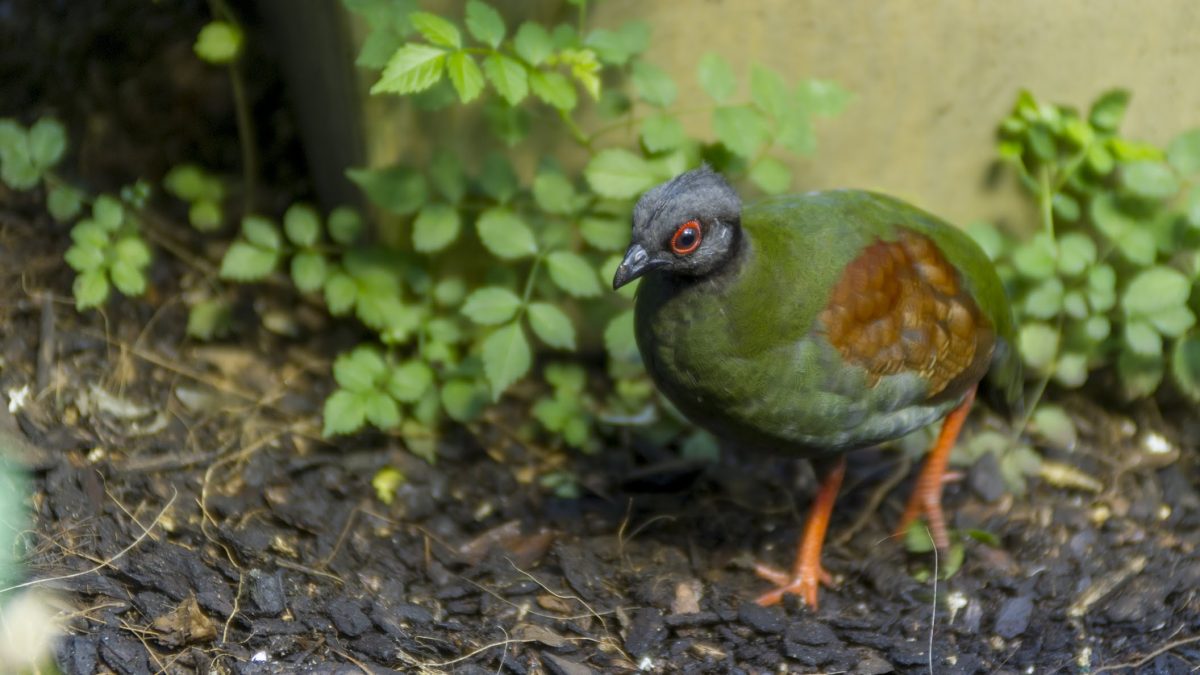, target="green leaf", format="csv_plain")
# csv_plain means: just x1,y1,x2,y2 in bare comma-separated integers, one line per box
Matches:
334,346,387,392
750,65,788,120
461,286,522,325
219,242,279,281
796,79,852,116
164,164,214,201
1012,233,1057,279
479,152,518,202
903,520,935,553
714,105,770,158
1149,306,1196,337
441,379,487,422
64,243,104,272
1087,264,1116,312
482,321,532,398
513,22,552,65
194,21,243,64
324,271,357,315
186,299,231,340
476,207,537,259
0,136,38,190
372,44,447,95
242,215,281,251
631,61,676,107
604,309,639,364
283,204,321,247
93,194,124,231
696,52,735,102
409,11,460,48
1018,322,1059,372
966,222,1005,261
527,302,576,349
1052,193,1080,222
1084,315,1111,342
412,203,461,252
70,221,109,248
1170,334,1200,401
584,148,659,199
1088,89,1129,131
328,206,364,244
560,47,600,99
291,251,329,292
1124,320,1162,357
1053,351,1089,388
529,70,577,110
775,113,816,155
483,53,528,105
1122,266,1191,316
584,28,638,65
47,184,83,222
1167,128,1200,176
323,389,368,437
446,51,485,103
355,286,406,331
1062,290,1089,320
347,165,427,215
1118,350,1163,399
387,360,434,402
1023,278,1064,319
189,200,223,231
580,217,628,251
110,260,147,296
73,269,110,310
748,157,791,194
533,171,576,215
1055,232,1096,277
114,236,151,268
464,0,505,47
640,114,685,153
545,250,601,297
27,118,66,169
1122,161,1179,200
